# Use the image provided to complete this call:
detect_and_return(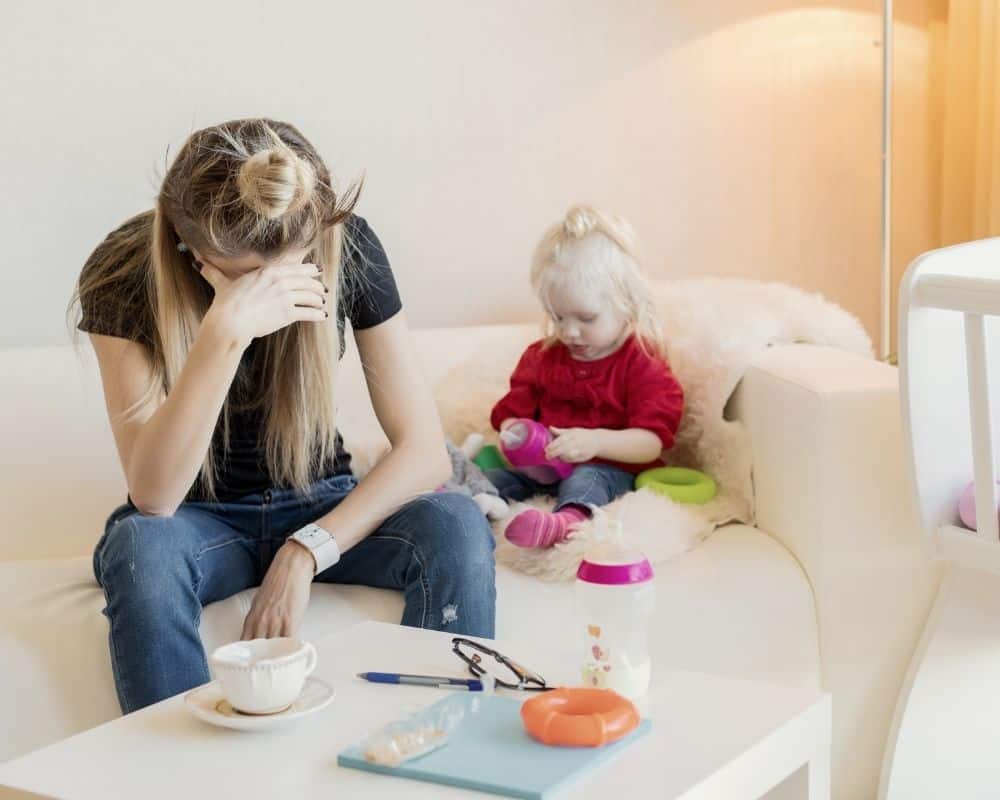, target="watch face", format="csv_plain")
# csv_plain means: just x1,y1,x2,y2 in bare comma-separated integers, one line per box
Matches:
298,526,326,546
